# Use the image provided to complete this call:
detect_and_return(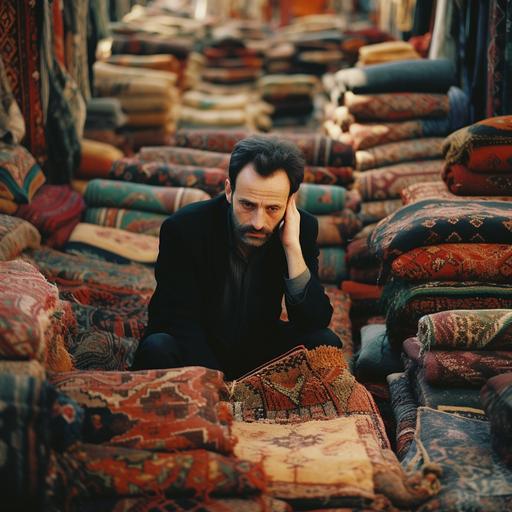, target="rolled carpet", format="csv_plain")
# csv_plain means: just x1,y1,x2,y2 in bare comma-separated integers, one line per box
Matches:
84,208,167,237
417,309,512,352
355,160,443,201
335,58,455,94
84,179,210,215
391,244,512,283
355,138,444,171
